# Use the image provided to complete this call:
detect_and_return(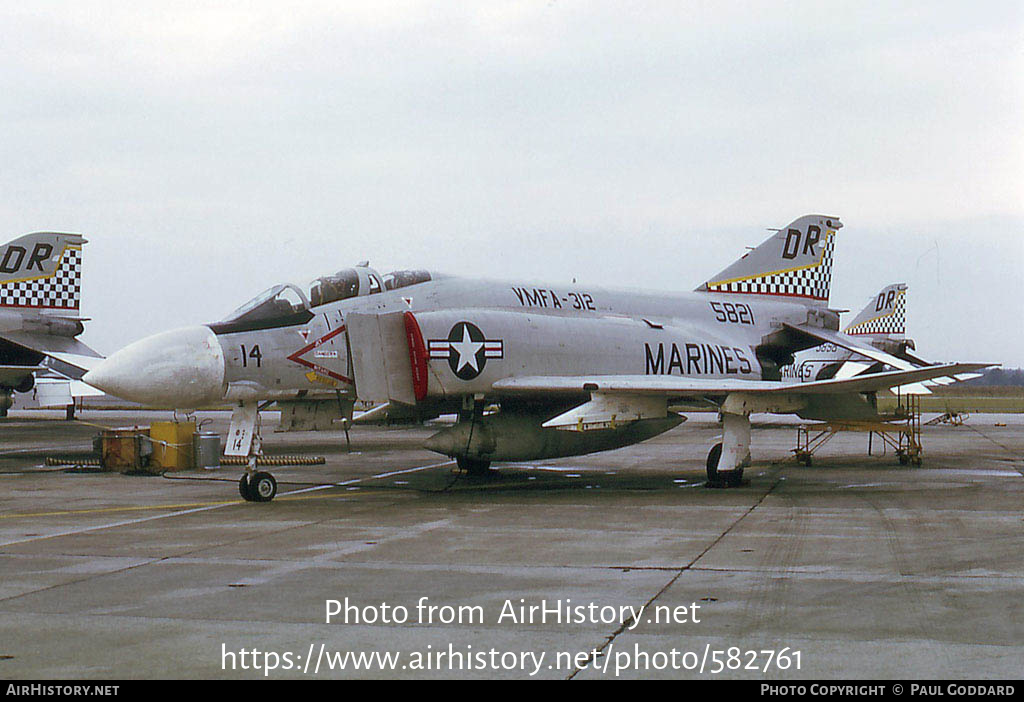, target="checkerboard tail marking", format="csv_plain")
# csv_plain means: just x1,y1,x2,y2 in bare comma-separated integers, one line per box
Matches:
844,284,907,337
0,245,83,311
699,215,842,304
